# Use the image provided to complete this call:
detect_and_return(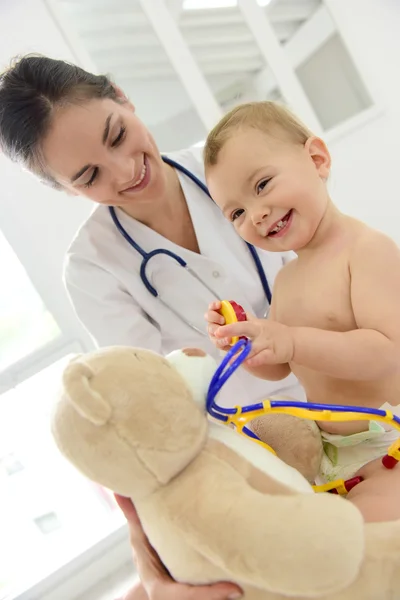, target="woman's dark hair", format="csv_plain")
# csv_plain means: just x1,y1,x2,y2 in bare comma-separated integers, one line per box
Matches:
0,55,118,188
